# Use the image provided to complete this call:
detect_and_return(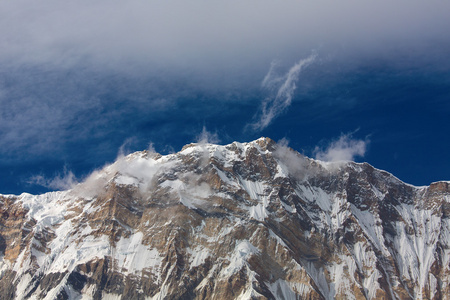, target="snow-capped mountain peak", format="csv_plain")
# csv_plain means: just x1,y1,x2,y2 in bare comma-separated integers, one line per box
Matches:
0,138,449,299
